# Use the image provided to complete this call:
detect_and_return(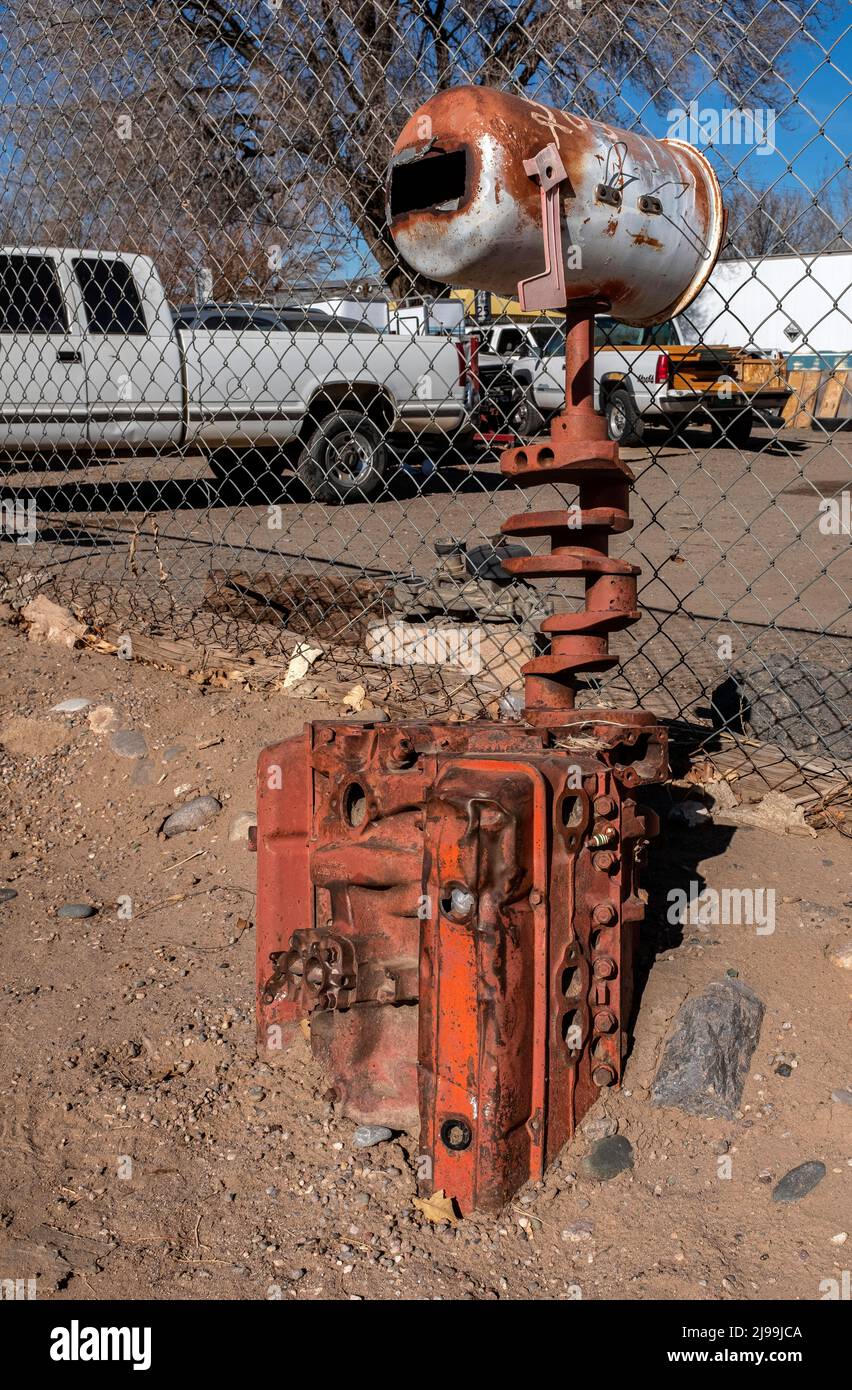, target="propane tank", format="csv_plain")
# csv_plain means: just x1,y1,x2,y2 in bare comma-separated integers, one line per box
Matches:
388,85,724,325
